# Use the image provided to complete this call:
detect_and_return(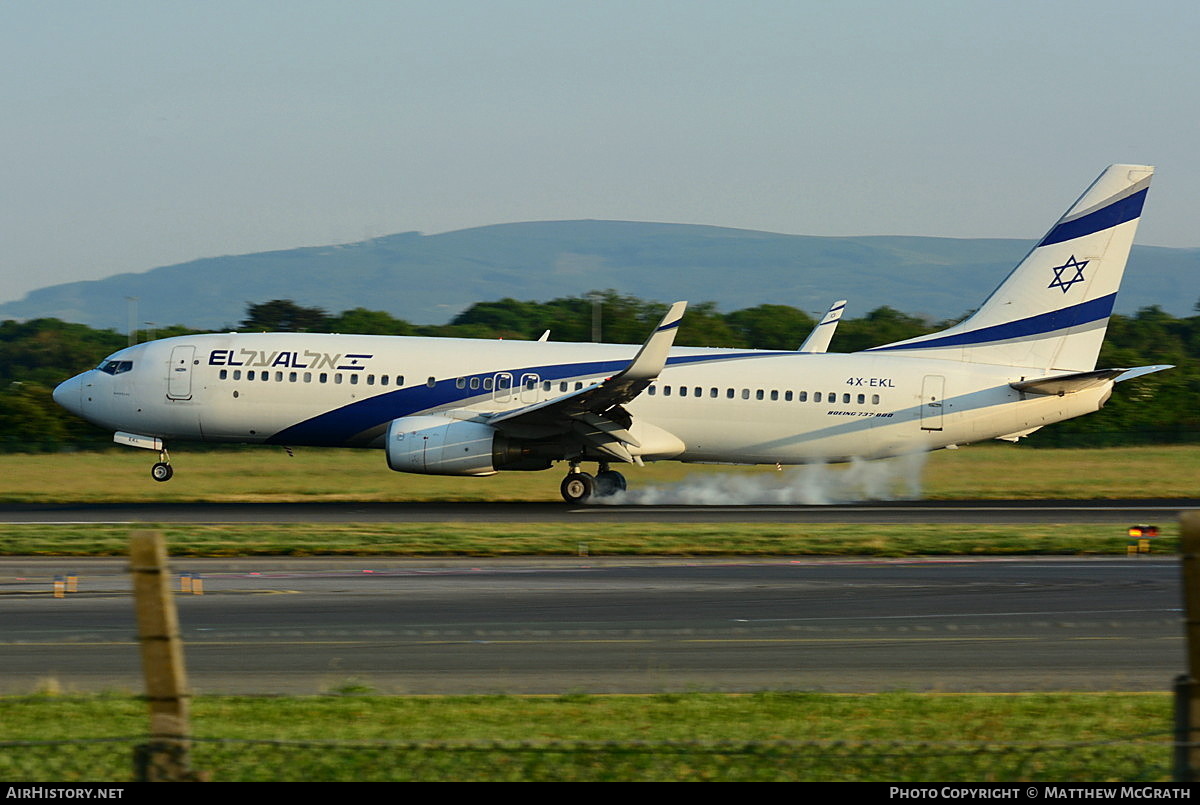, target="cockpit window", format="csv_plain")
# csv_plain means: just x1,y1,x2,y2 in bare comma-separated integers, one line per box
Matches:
97,360,134,375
